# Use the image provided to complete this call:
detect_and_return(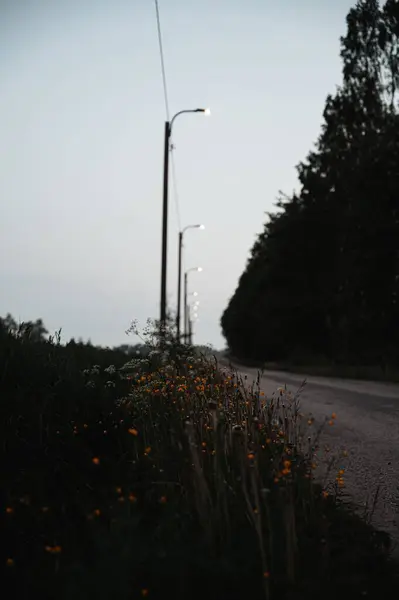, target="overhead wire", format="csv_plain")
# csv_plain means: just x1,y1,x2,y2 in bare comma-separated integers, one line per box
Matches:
154,0,182,231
